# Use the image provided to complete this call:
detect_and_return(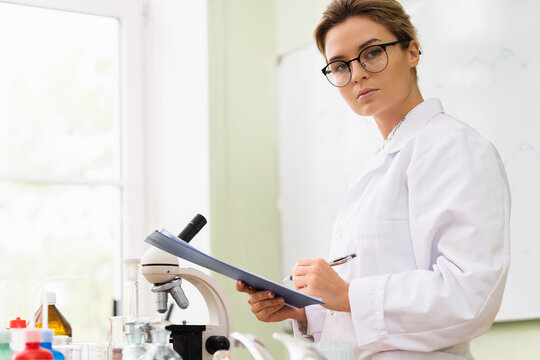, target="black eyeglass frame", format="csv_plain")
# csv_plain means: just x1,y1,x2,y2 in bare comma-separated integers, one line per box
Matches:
321,39,412,87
